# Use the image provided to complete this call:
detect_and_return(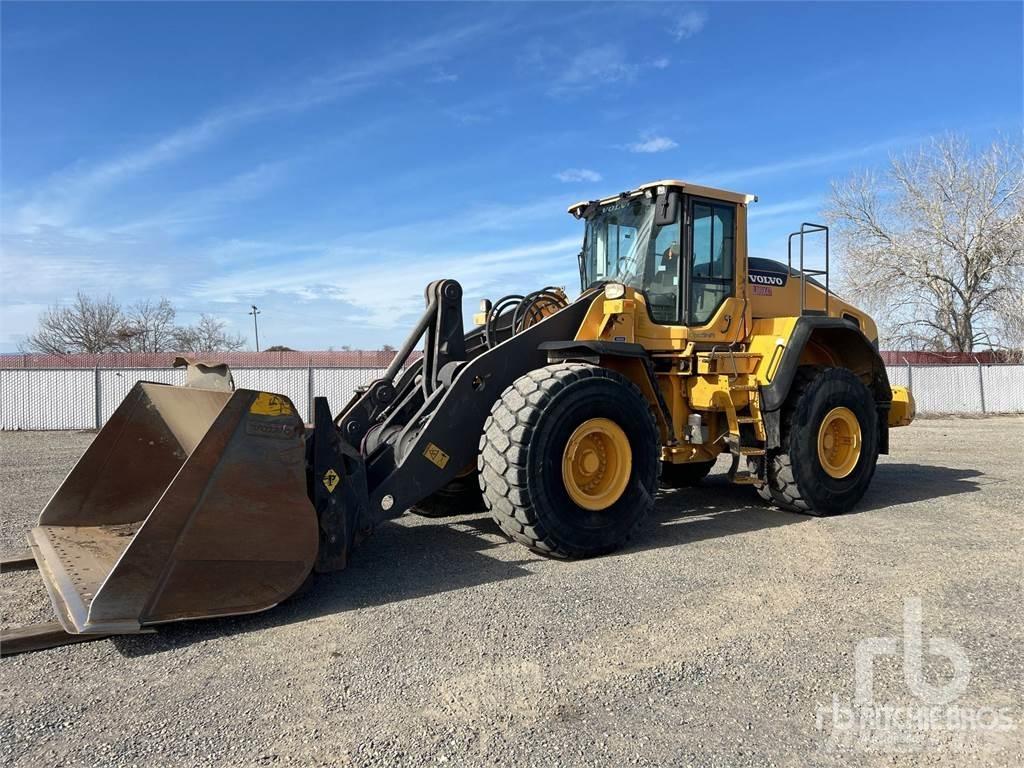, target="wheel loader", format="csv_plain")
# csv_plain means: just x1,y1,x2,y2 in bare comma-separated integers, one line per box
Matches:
16,179,915,643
